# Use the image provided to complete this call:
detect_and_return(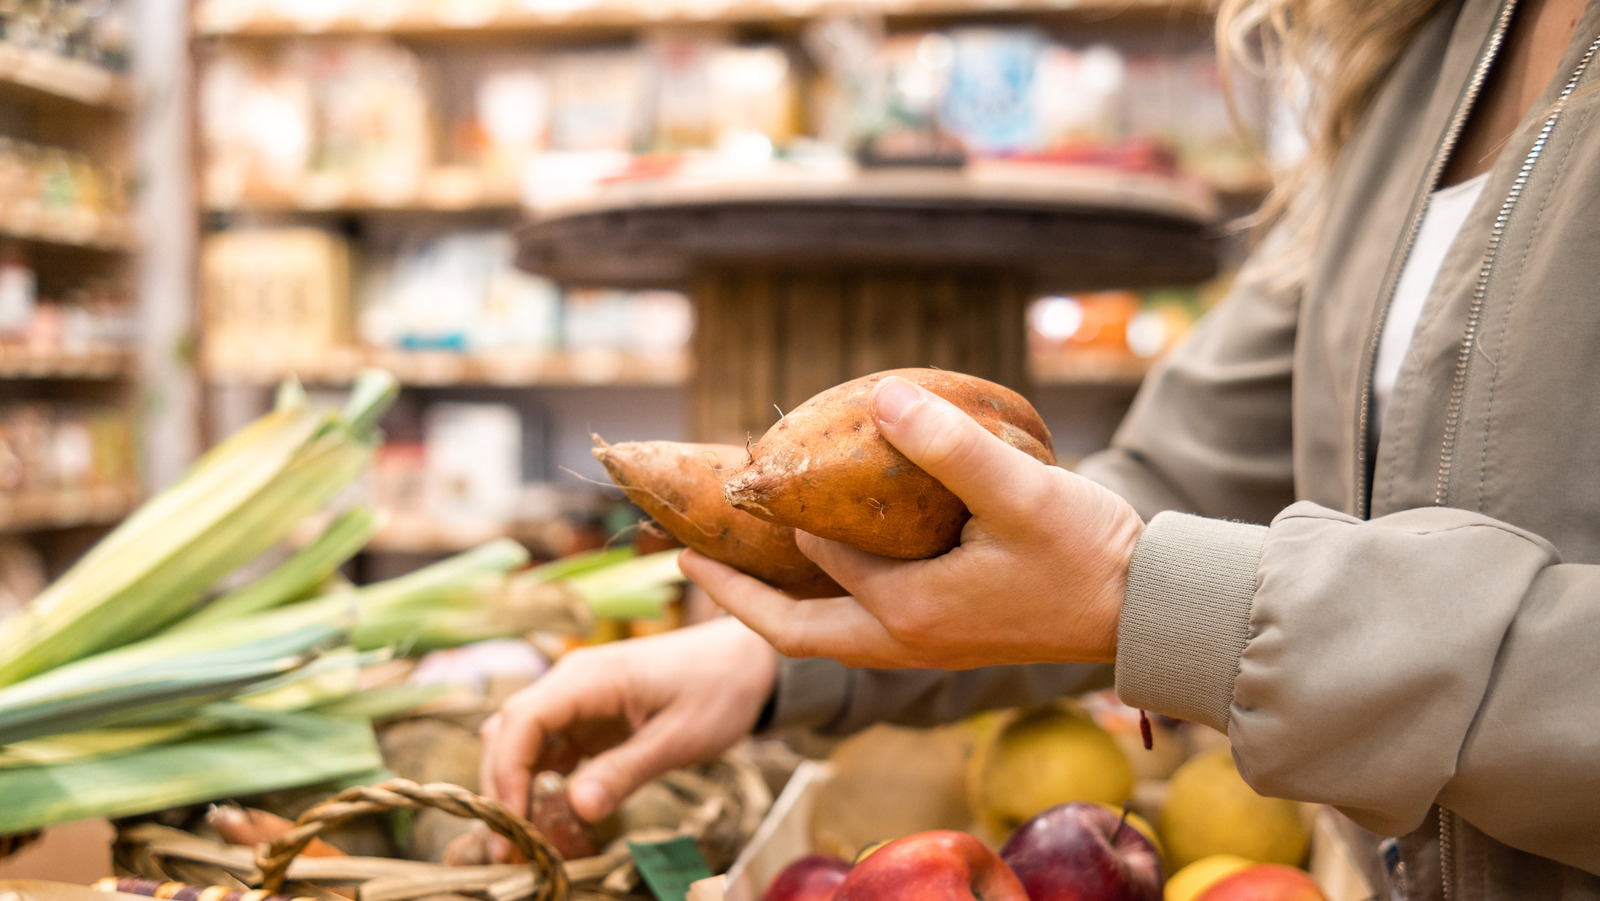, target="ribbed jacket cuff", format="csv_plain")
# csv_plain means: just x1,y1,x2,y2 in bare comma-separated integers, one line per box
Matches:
1115,511,1266,733
765,656,852,733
